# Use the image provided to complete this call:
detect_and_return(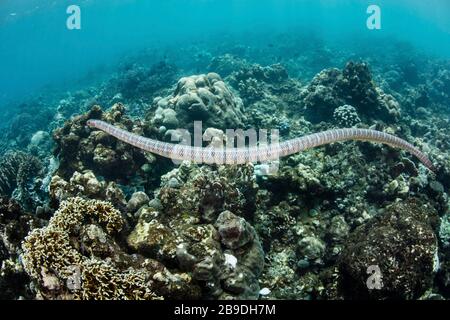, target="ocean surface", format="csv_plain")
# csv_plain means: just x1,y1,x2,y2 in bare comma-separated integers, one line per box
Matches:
0,0,450,301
